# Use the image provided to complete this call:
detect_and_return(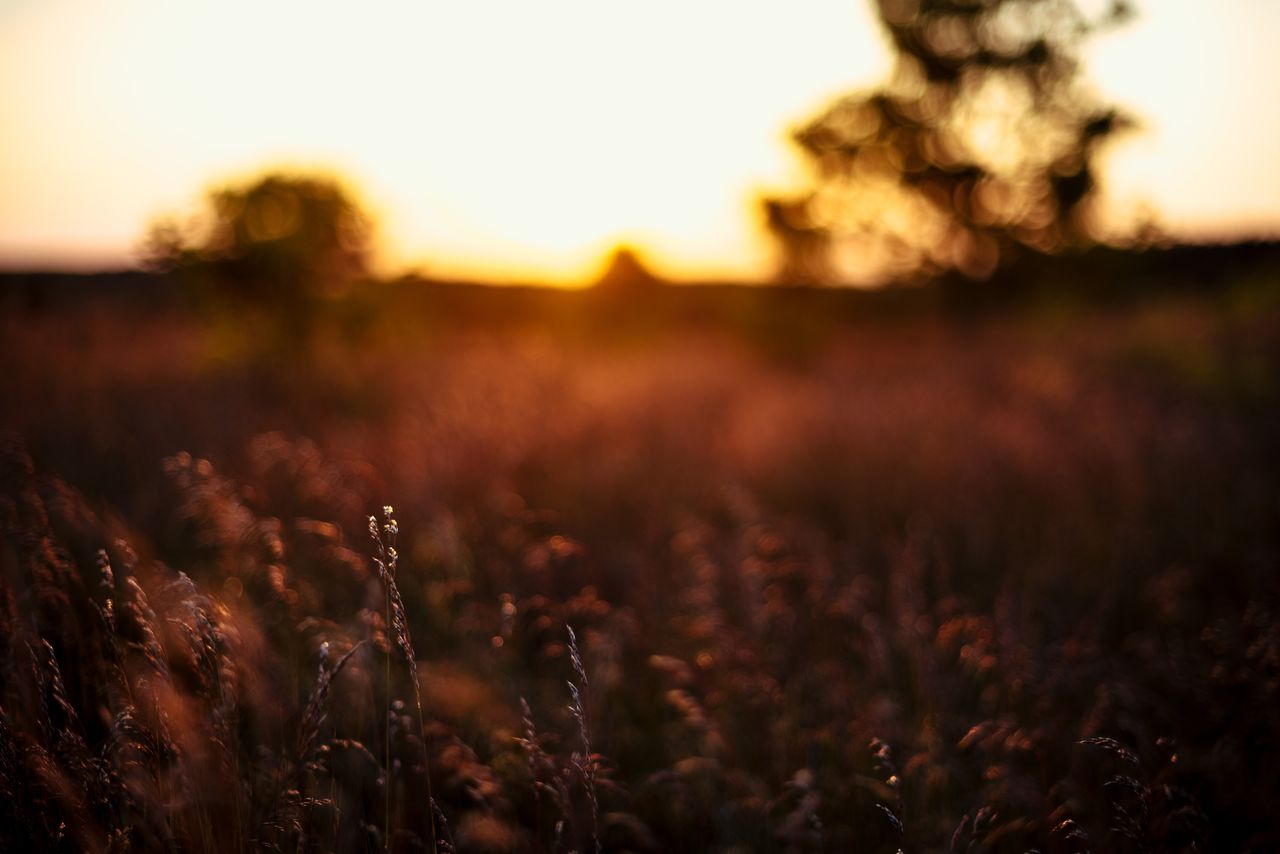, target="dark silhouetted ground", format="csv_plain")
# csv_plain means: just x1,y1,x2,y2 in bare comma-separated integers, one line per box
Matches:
1,247,1279,851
